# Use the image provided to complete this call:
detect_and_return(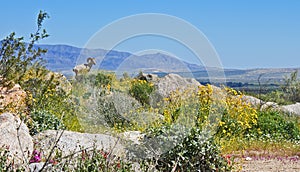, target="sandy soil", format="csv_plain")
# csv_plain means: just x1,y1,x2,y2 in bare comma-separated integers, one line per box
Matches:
239,157,300,172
